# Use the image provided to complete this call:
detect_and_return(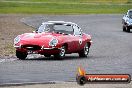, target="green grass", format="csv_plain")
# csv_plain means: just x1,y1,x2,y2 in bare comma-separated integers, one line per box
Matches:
0,0,132,14
2,0,130,3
